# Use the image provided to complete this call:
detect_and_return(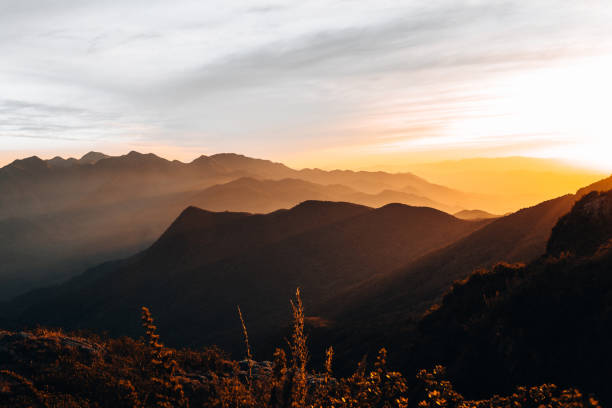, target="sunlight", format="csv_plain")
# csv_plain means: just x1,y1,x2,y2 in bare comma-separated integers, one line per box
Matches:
375,55,612,171
458,55,612,171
